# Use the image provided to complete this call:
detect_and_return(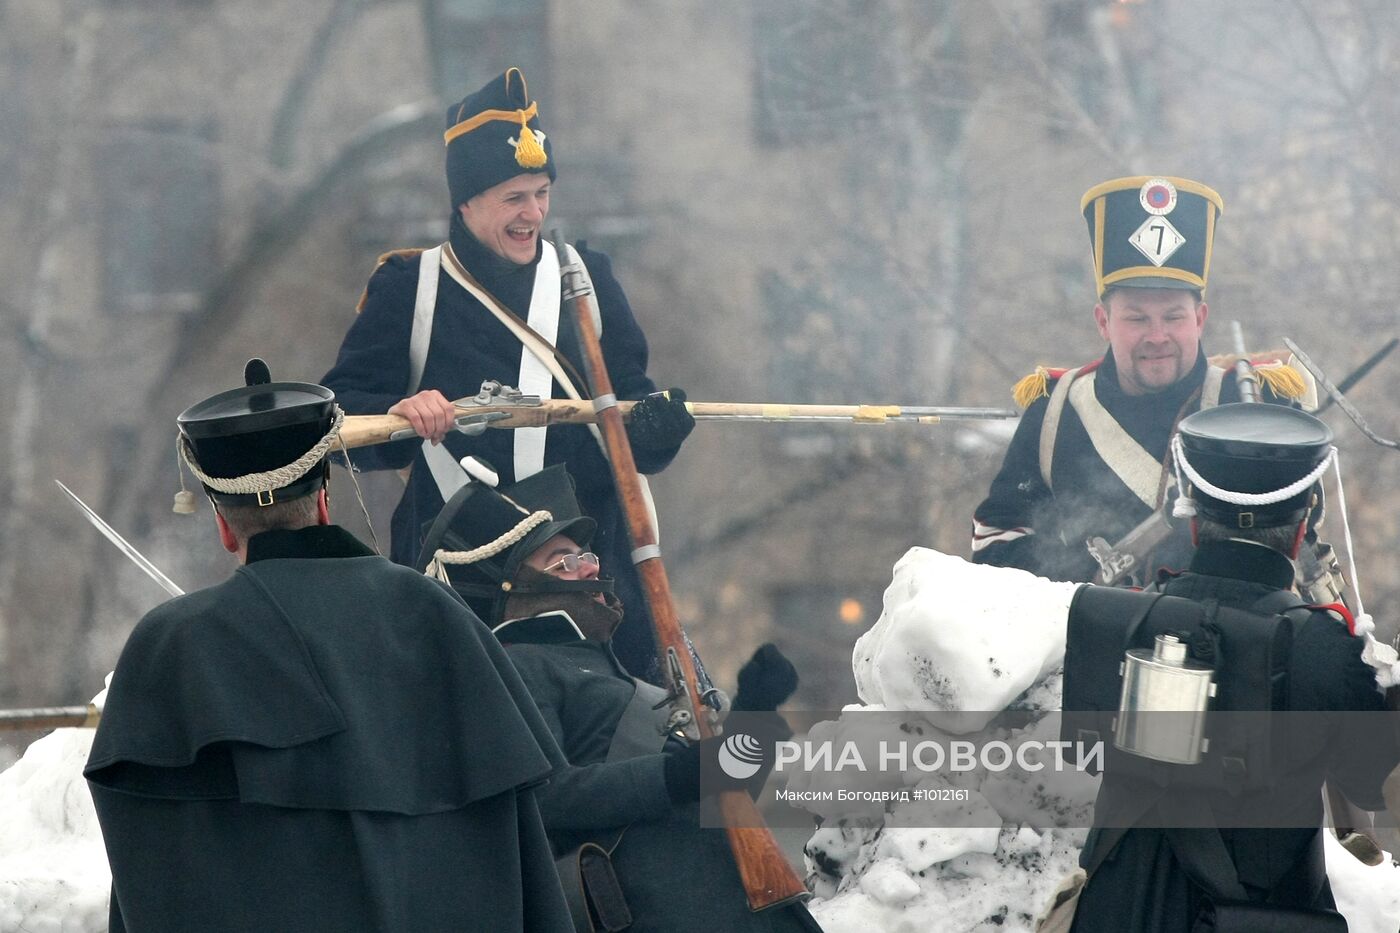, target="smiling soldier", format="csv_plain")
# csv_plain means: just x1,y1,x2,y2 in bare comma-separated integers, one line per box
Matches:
970,176,1308,584
322,67,693,680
